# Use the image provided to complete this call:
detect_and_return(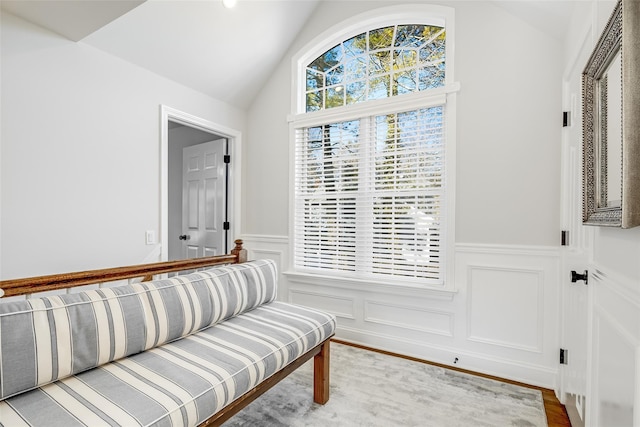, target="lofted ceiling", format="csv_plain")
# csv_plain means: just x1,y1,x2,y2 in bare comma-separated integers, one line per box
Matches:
1,0,146,41
2,0,577,109
491,0,580,42
1,0,321,109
